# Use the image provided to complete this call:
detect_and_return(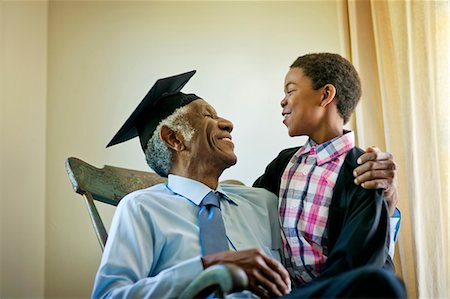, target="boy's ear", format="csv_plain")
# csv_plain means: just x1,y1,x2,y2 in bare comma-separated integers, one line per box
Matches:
320,84,337,107
159,125,186,152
